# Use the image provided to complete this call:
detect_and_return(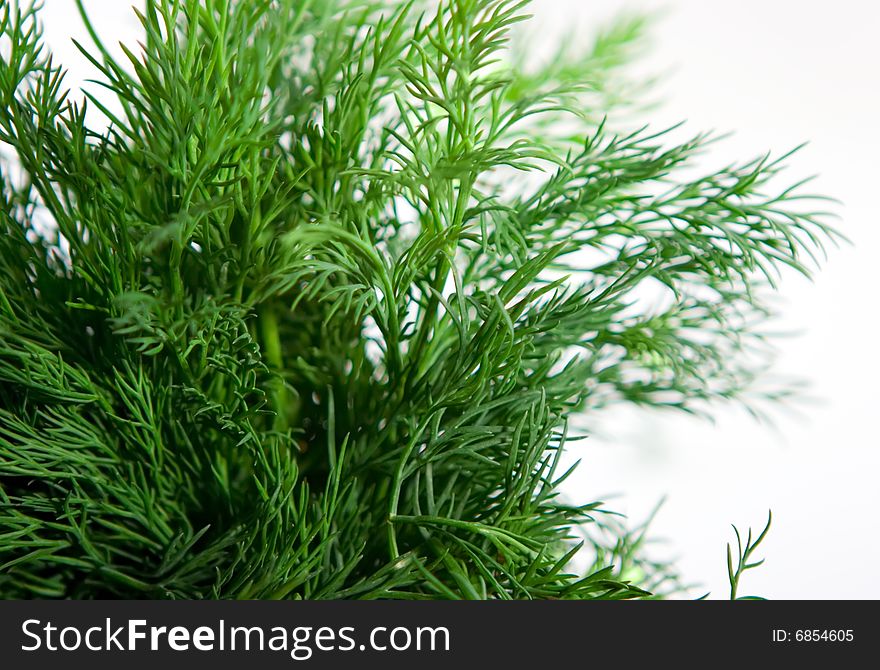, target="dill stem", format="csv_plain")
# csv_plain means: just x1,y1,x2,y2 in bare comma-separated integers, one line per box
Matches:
260,302,288,432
